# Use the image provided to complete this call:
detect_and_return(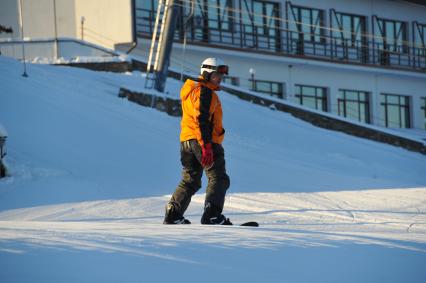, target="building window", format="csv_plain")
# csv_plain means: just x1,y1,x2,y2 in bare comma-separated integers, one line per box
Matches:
380,93,411,128
295,85,327,111
250,79,284,99
330,11,368,62
374,17,408,54
338,89,370,123
189,0,234,42
240,0,281,51
421,97,426,130
331,11,366,47
414,22,426,48
136,0,157,35
207,0,233,31
222,76,240,86
289,4,325,44
413,22,426,58
139,0,234,42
